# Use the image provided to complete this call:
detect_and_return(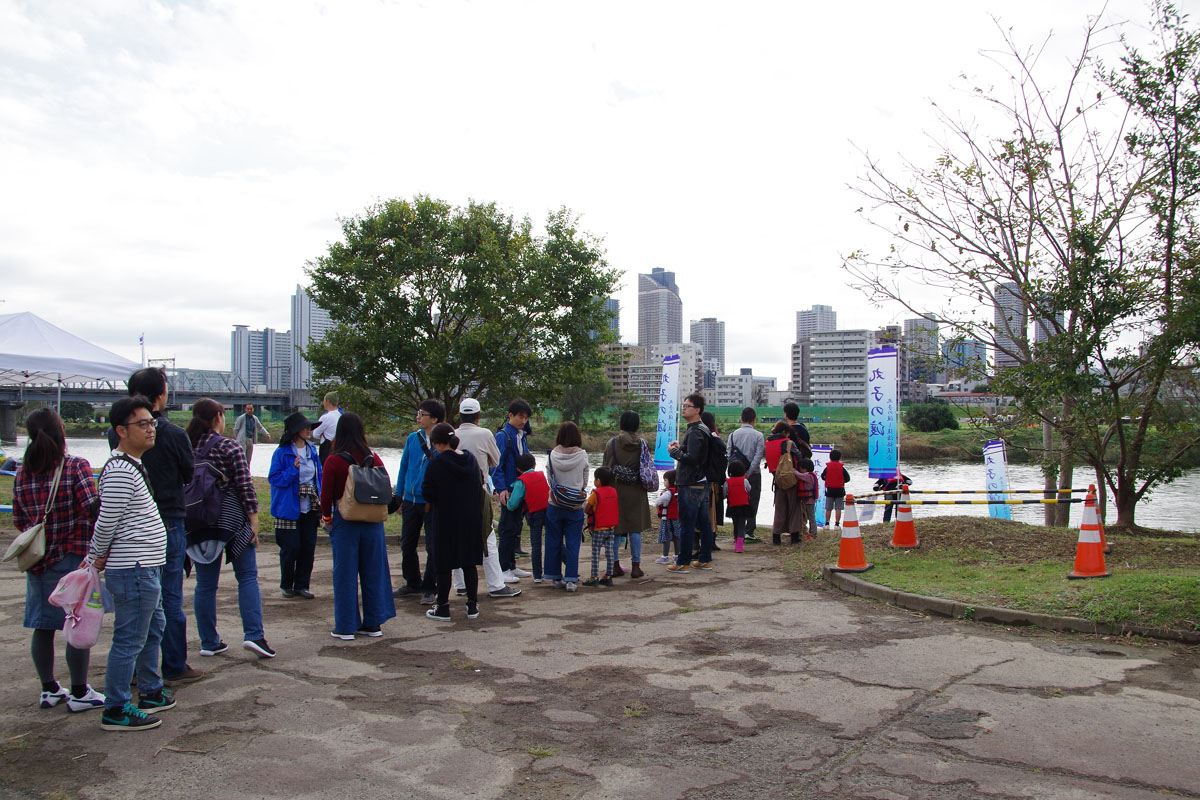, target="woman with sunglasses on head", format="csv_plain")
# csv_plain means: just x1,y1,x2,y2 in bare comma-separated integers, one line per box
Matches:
186,398,275,660
12,408,105,712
